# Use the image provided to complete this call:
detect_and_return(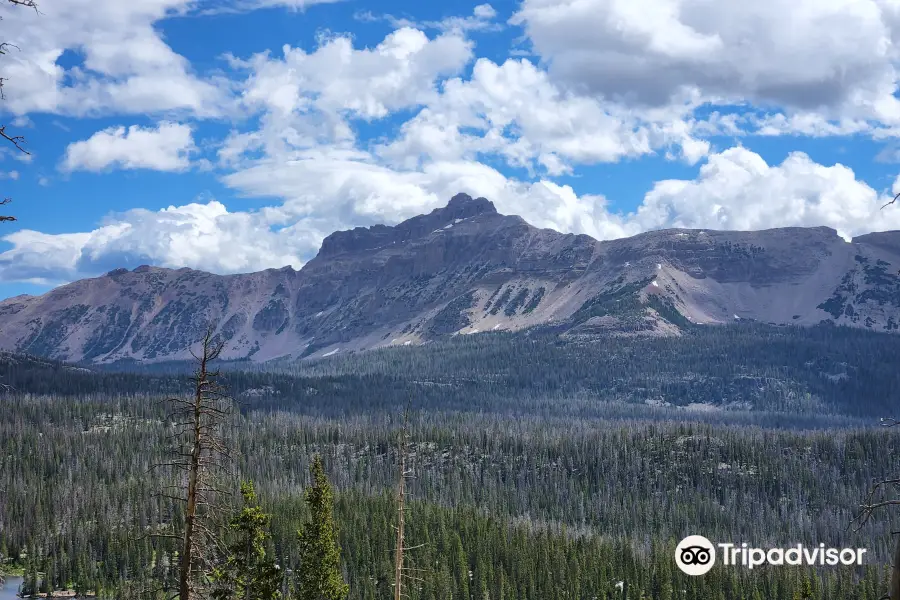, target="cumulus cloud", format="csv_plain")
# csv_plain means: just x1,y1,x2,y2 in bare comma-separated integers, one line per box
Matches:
225,144,900,246
0,200,316,283
511,0,900,125
62,122,196,172
6,1,900,287
375,57,712,174
238,28,474,120
0,0,233,118
634,147,899,239
4,143,899,283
